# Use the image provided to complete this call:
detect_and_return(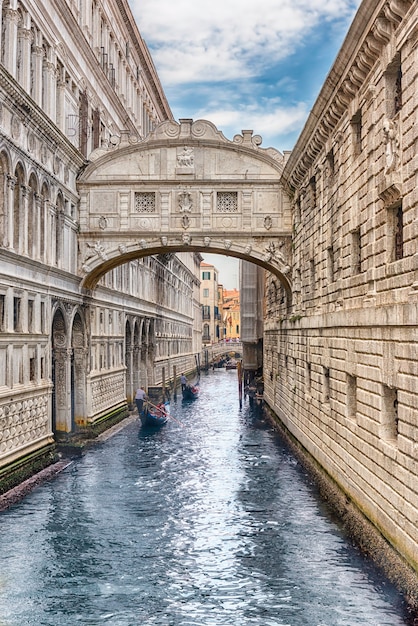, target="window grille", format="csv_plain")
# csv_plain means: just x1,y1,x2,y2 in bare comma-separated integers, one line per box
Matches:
217,192,238,213
135,192,156,213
